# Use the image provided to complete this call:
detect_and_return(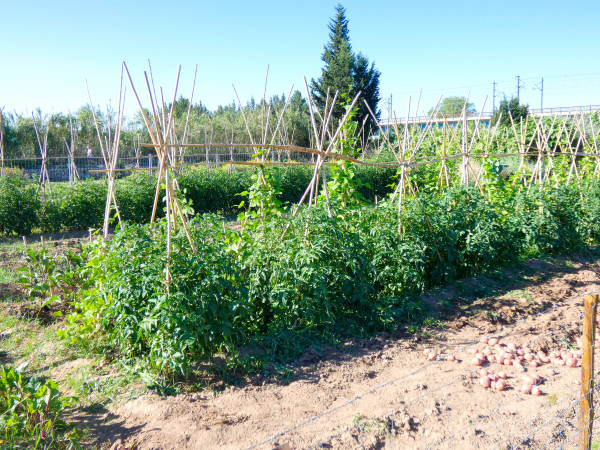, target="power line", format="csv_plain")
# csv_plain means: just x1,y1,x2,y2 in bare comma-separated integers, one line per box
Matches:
390,73,600,97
